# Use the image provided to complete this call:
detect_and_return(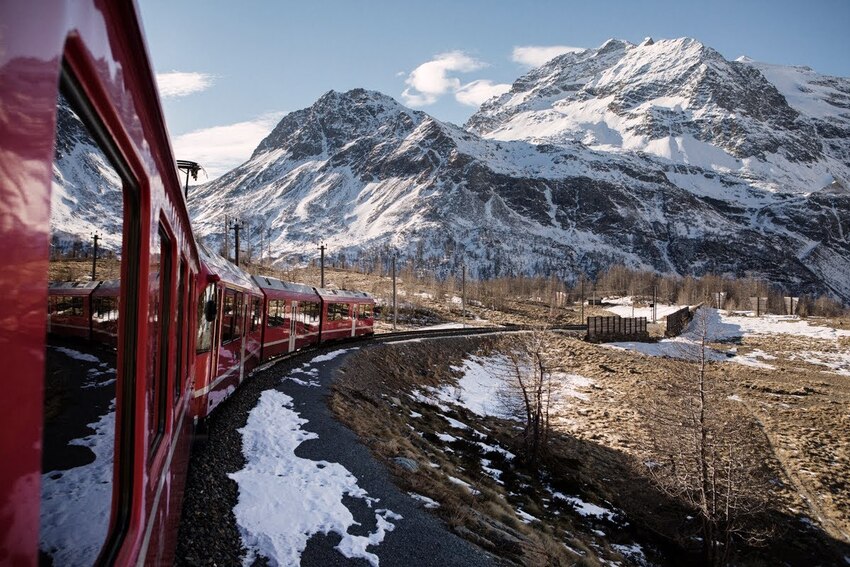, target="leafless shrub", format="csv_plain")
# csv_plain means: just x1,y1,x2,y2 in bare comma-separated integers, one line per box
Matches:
643,309,773,564
493,331,563,469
